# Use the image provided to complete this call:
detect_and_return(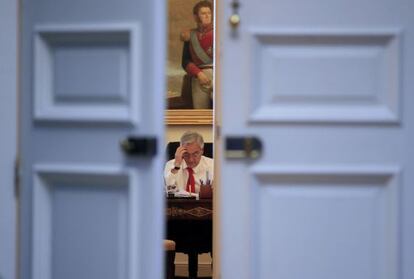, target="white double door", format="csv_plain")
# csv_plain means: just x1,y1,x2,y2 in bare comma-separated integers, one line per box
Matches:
18,0,414,278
